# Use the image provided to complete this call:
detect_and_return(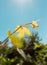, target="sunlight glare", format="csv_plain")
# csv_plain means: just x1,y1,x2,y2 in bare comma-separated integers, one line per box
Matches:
12,0,32,5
